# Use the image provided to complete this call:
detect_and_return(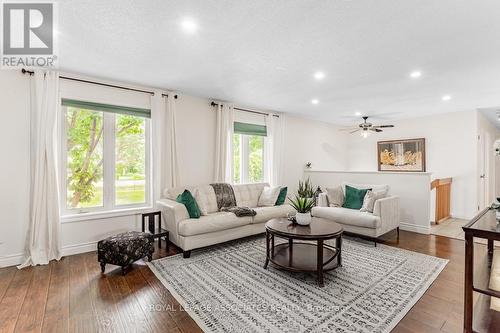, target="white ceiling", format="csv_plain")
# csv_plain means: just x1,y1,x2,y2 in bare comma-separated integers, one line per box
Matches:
57,0,500,125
